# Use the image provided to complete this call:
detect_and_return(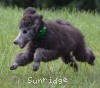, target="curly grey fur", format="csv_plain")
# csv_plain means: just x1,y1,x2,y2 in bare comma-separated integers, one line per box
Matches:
10,7,95,72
